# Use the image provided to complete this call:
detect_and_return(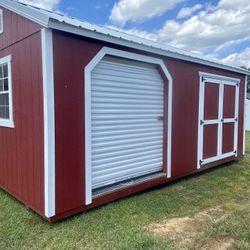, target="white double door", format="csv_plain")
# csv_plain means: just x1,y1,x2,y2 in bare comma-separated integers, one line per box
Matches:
198,73,240,168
